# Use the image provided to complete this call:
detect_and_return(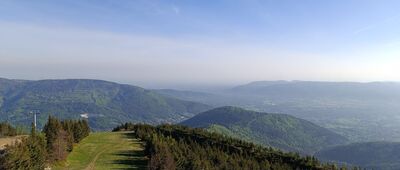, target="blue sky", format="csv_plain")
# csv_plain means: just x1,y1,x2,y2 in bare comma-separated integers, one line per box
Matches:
0,0,399,88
